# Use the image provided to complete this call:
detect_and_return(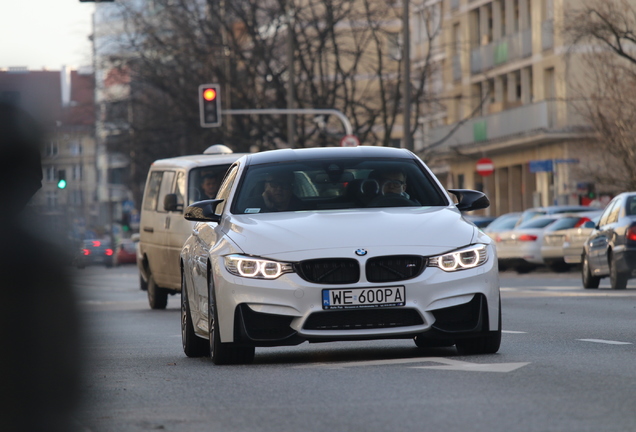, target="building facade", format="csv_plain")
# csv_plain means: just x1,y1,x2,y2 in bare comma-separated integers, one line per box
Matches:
420,0,600,216
0,67,99,242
